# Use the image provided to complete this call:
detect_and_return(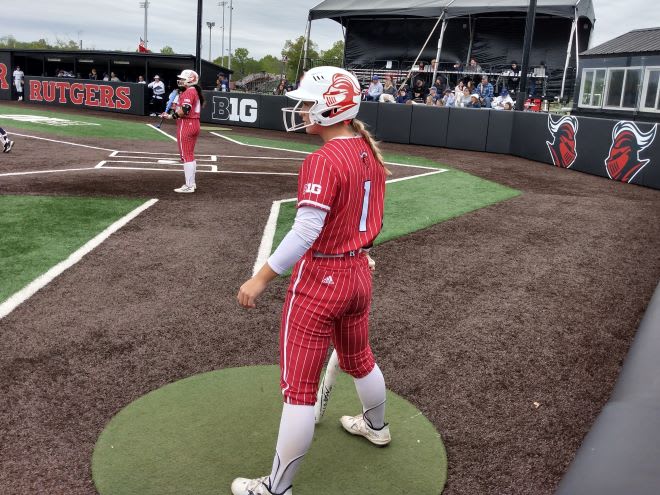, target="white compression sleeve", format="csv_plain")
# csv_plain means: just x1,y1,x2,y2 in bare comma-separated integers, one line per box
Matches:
267,206,327,275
